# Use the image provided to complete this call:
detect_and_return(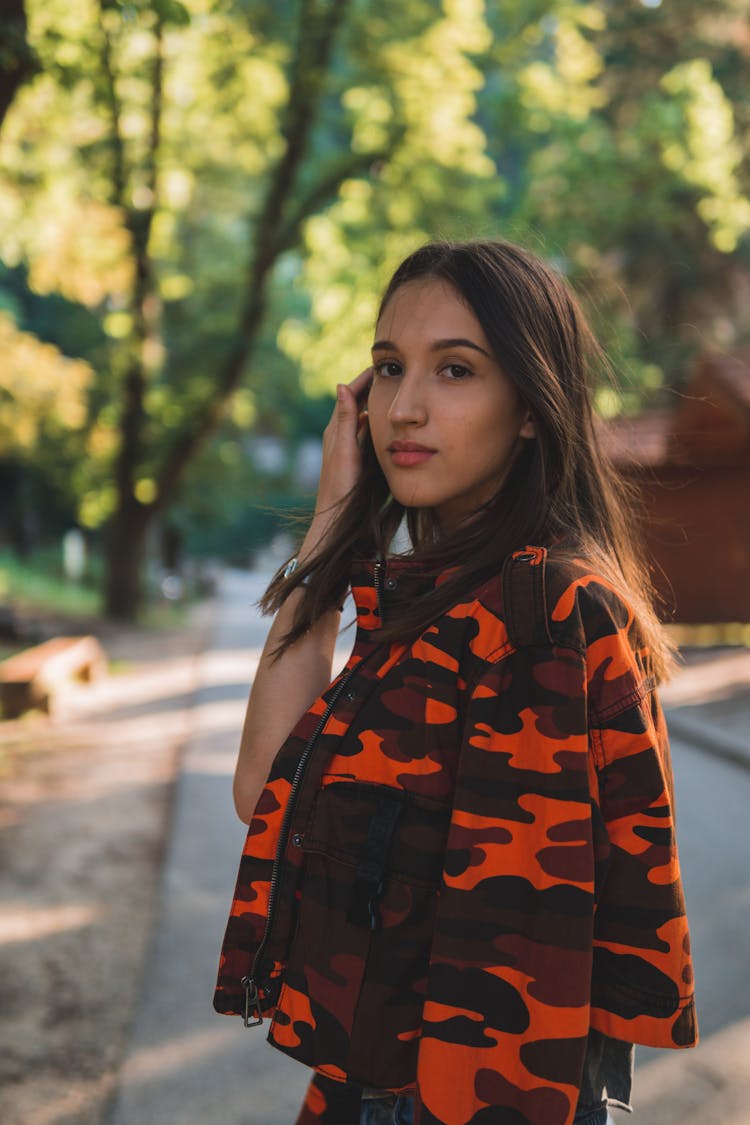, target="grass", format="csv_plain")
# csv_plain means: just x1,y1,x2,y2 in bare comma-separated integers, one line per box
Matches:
665,622,750,648
0,548,102,619
0,547,203,737
0,547,195,634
